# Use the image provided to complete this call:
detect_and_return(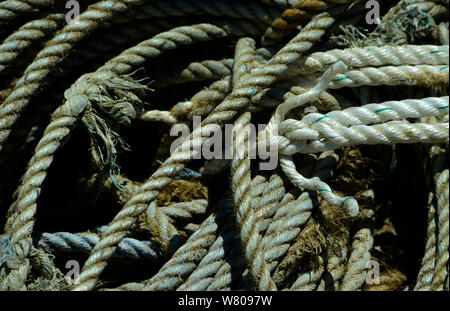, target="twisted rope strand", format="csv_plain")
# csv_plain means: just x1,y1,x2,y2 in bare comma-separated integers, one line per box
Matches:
431,167,449,290
414,192,438,290
293,45,449,75
339,227,374,290
0,12,65,76
0,0,56,26
37,232,161,261
72,14,332,291
0,0,148,152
